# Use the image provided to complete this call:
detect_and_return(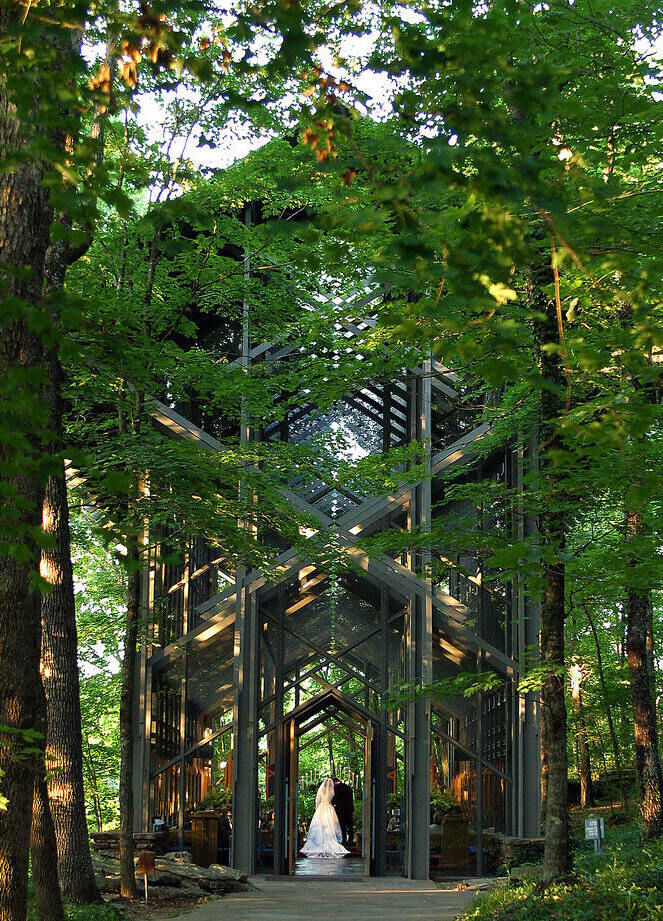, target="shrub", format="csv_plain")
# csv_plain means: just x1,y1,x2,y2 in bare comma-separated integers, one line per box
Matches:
461,824,663,921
